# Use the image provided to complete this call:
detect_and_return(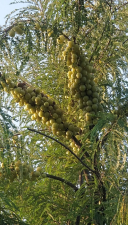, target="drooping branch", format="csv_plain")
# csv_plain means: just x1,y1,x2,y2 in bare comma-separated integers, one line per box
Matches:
45,173,78,192
27,128,95,173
